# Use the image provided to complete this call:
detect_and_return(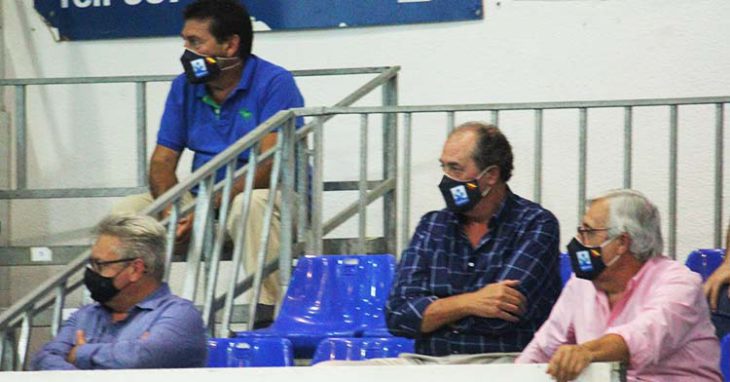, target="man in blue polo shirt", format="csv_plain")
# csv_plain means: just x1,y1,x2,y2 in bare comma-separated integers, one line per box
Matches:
113,0,304,324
